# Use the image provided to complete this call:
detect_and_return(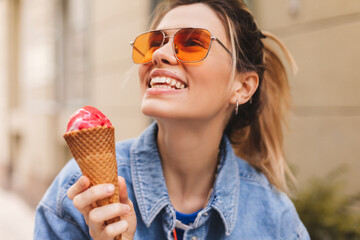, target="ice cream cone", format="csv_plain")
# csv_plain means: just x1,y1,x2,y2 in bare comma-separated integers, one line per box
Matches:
64,126,121,239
